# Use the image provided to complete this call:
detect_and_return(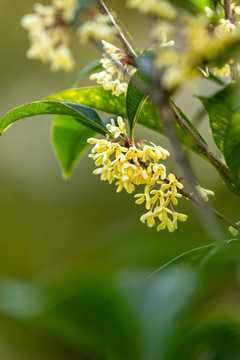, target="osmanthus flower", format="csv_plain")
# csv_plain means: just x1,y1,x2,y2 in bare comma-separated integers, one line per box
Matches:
153,5,240,89
89,40,136,96
21,0,77,71
87,116,189,232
